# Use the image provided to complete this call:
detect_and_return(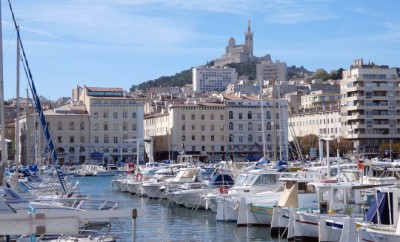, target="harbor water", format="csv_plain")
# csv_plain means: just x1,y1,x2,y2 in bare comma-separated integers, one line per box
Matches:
70,175,284,242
